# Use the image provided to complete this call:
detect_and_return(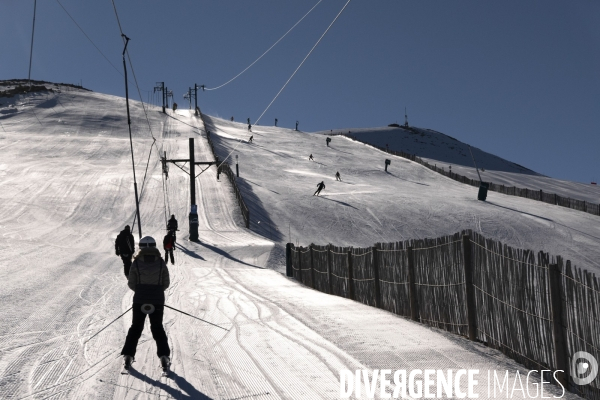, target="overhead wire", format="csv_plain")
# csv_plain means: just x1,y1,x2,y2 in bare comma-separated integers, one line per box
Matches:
214,0,352,169
205,0,323,91
255,0,352,125
55,0,123,77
